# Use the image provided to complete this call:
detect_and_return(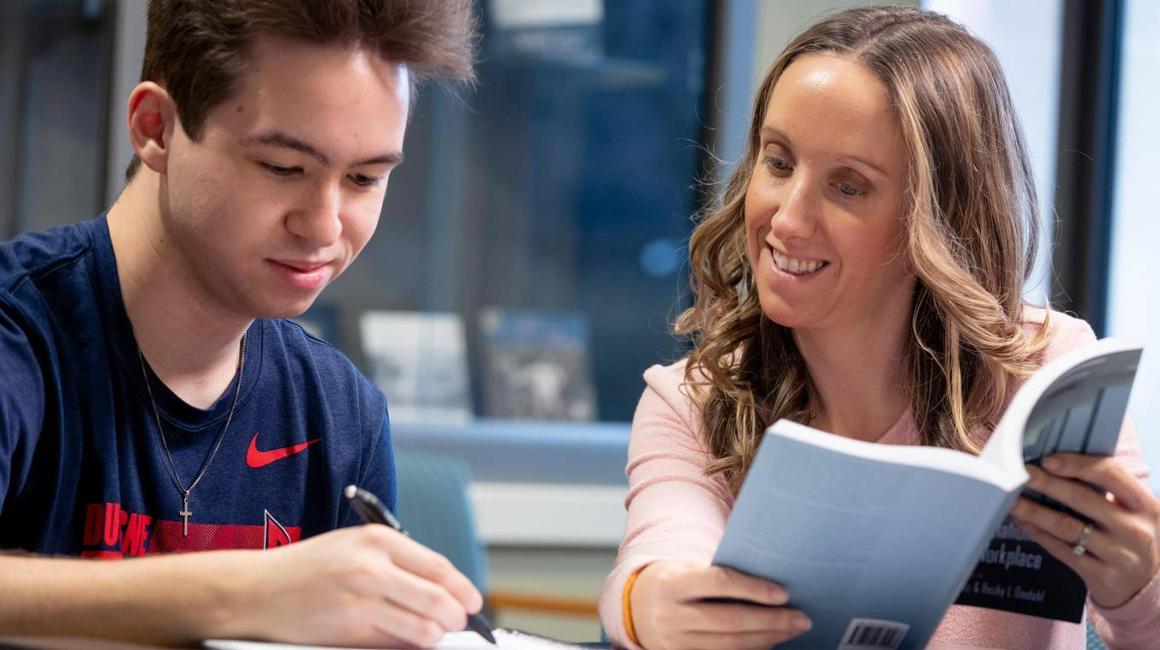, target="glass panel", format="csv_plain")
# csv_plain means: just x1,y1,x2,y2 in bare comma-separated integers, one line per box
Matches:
325,0,711,423
0,0,113,236
1106,0,1160,492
